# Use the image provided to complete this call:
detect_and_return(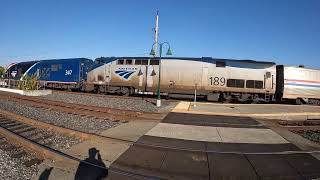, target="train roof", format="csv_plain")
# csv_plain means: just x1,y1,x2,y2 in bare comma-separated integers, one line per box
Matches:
36,58,93,63
95,56,276,65
281,65,320,71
